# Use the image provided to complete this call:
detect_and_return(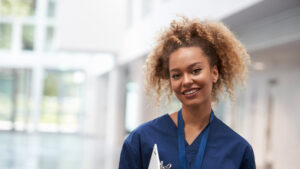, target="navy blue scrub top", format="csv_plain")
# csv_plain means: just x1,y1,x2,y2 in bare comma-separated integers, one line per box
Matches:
118,113,256,169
